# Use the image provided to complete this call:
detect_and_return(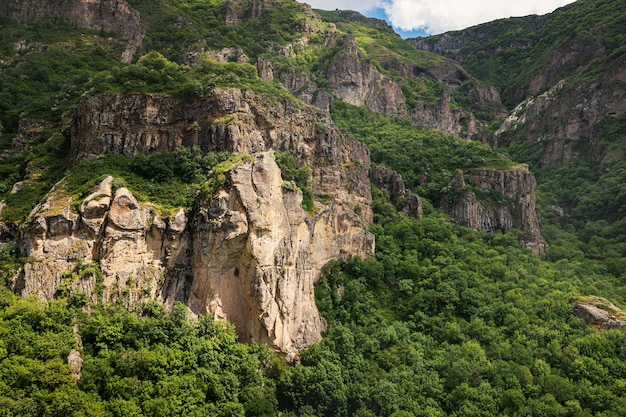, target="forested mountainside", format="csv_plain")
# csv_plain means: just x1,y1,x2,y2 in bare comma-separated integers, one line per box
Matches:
0,0,625,415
